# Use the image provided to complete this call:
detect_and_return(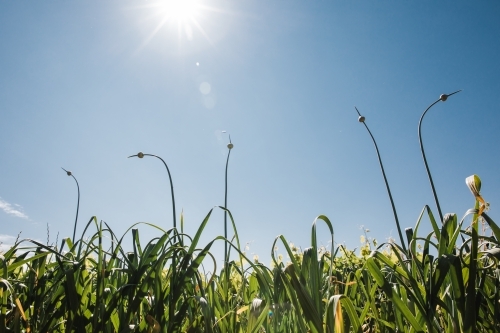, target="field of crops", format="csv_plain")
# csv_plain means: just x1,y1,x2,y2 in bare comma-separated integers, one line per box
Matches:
1,94,499,333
